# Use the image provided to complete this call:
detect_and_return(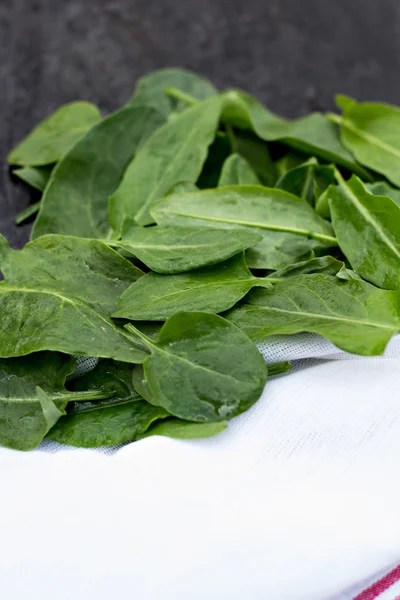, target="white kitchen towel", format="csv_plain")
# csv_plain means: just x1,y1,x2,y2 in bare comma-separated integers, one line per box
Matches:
0,334,399,599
